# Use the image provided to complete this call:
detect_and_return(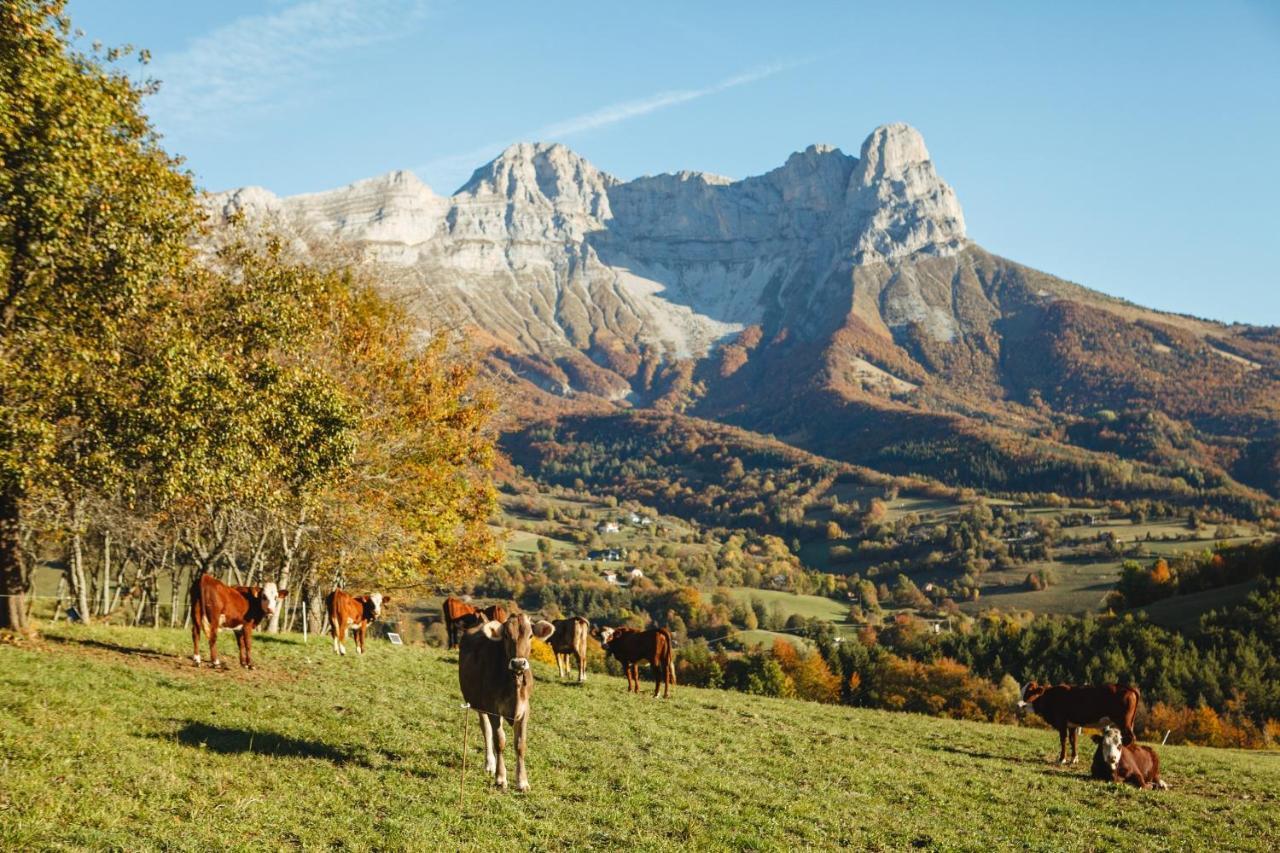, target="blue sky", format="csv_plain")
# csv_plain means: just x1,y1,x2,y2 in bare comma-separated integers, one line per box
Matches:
68,0,1280,324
